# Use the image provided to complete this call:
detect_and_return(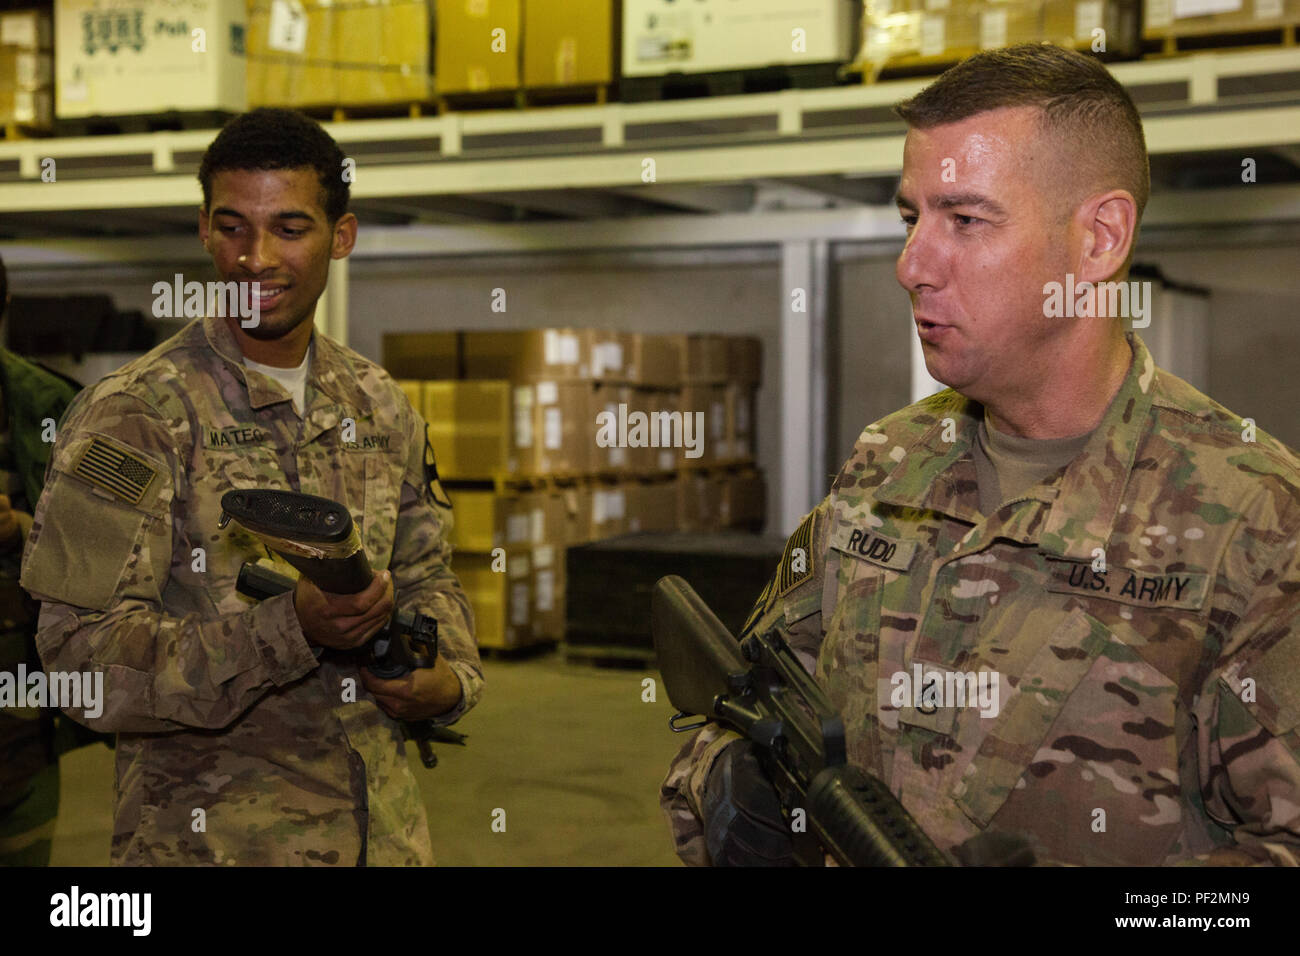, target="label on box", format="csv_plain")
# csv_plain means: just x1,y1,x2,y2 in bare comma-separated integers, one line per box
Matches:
920,16,946,56
543,330,580,366
1254,0,1283,17
592,342,624,377
925,0,951,9
534,545,554,570
980,8,1008,49
531,507,545,544
507,513,530,544
1,13,37,48
610,446,627,467
1075,0,1104,36
269,0,309,54
658,450,674,471
1173,0,1241,13
1147,0,1174,25
468,66,490,91
608,490,625,520
593,490,606,523
466,0,489,17
543,408,562,451
510,583,529,625
556,37,577,85
509,554,531,579
710,402,725,440
535,569,554,612
536,381,558,405
513,387,534,448
14,90,35,124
